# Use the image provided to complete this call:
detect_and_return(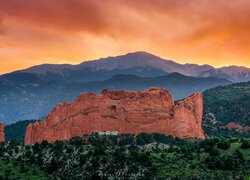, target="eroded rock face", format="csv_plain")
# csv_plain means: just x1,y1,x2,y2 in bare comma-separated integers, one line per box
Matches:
0,123,5,142
25,88,205,144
